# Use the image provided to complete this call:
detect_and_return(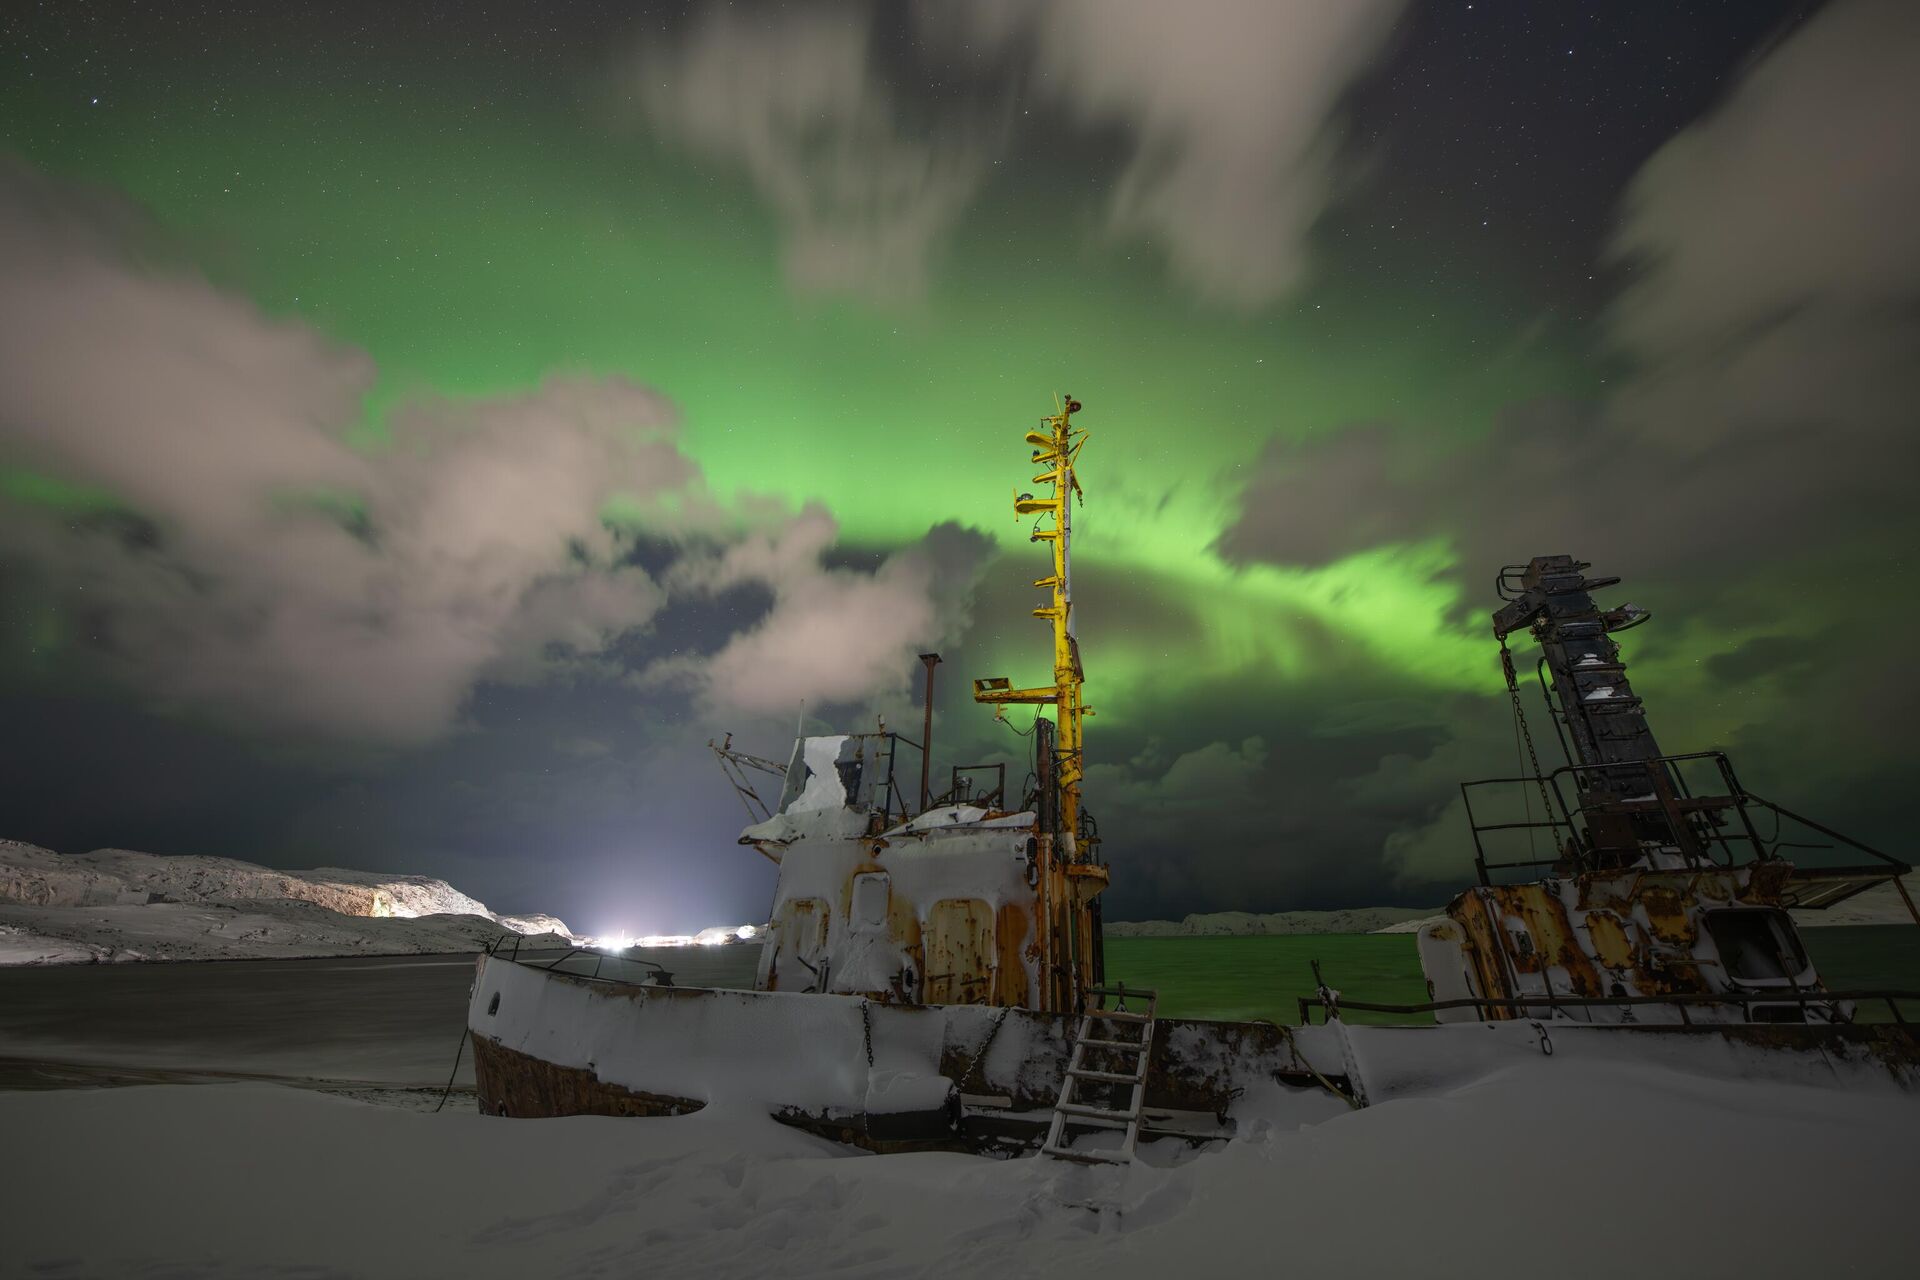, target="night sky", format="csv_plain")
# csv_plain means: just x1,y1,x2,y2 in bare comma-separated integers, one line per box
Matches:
3,1,1913,936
